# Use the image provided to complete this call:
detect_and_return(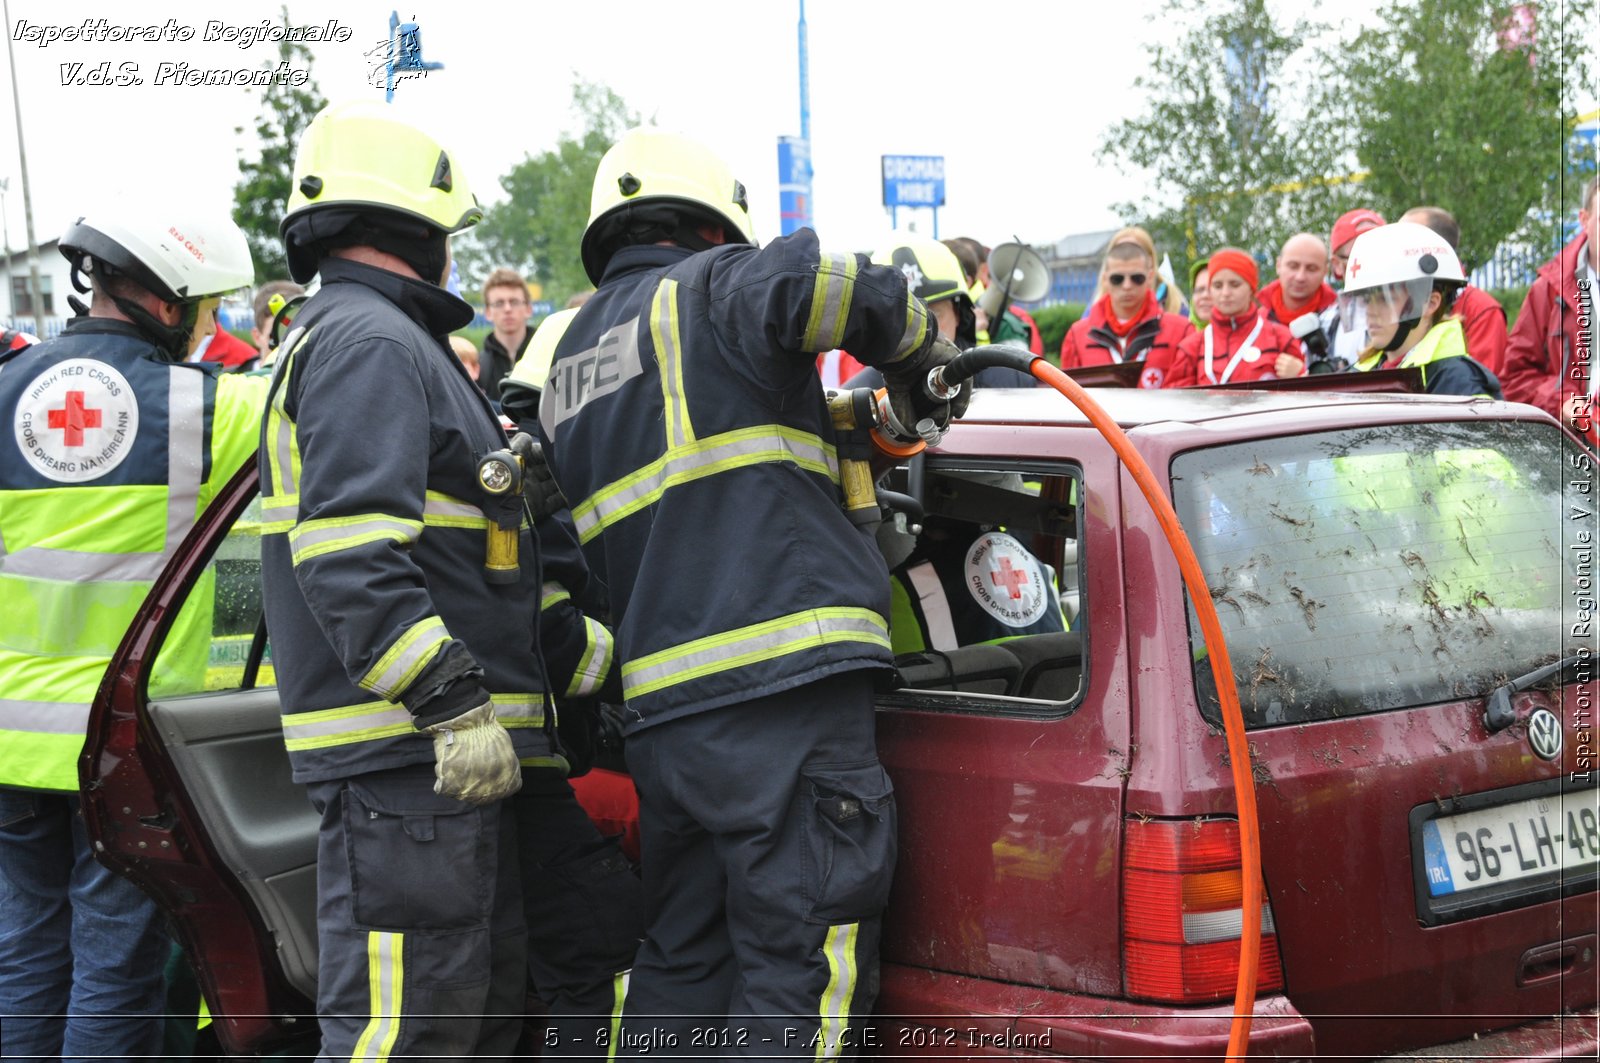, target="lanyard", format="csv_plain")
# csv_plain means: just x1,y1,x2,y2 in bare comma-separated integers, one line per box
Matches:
1203,317,1266,384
